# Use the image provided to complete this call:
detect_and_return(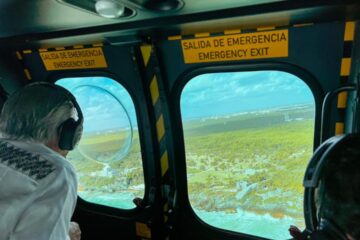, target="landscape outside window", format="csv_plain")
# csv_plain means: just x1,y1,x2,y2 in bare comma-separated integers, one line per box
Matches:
180,71,315,239
57,77,144,209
